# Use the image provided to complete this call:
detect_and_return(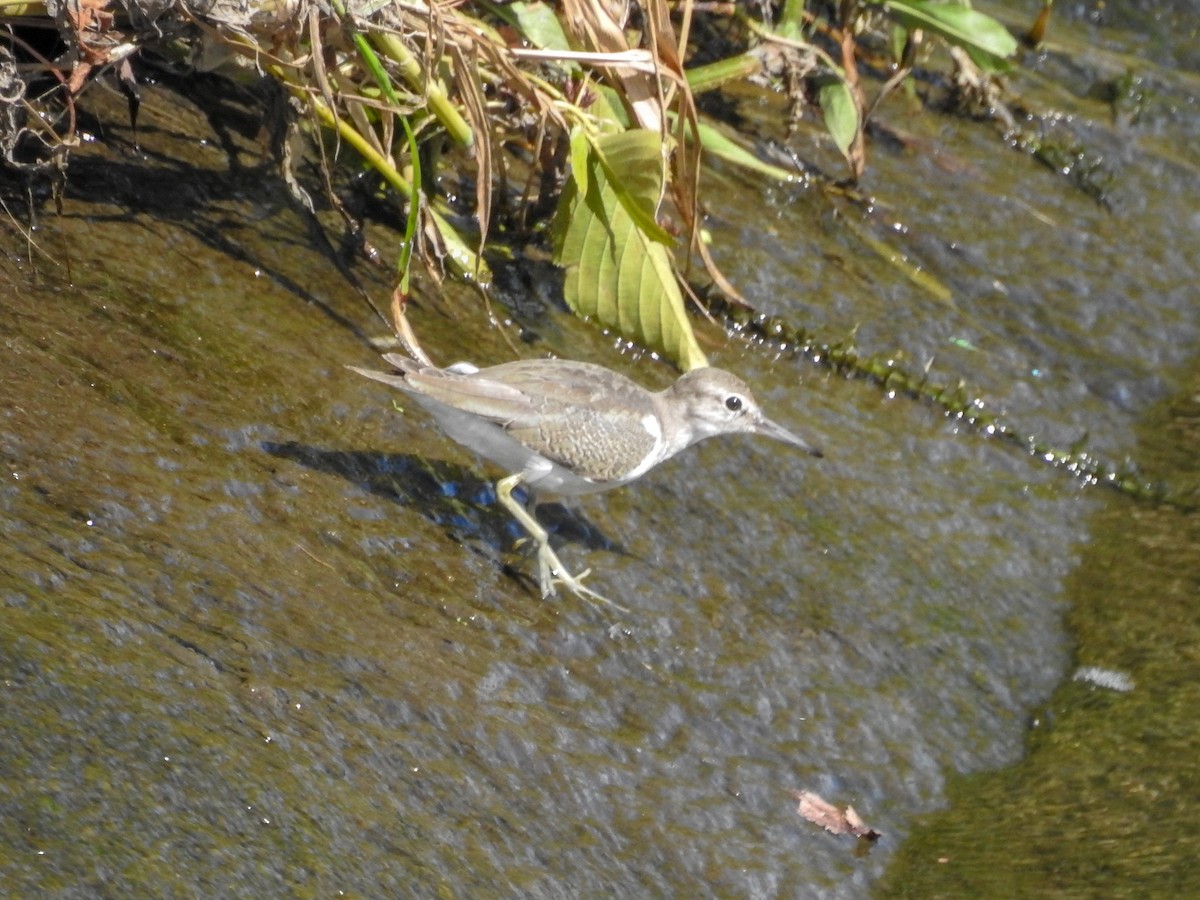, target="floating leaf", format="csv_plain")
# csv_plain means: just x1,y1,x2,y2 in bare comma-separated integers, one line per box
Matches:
789,789,883,841
553,129,708,372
